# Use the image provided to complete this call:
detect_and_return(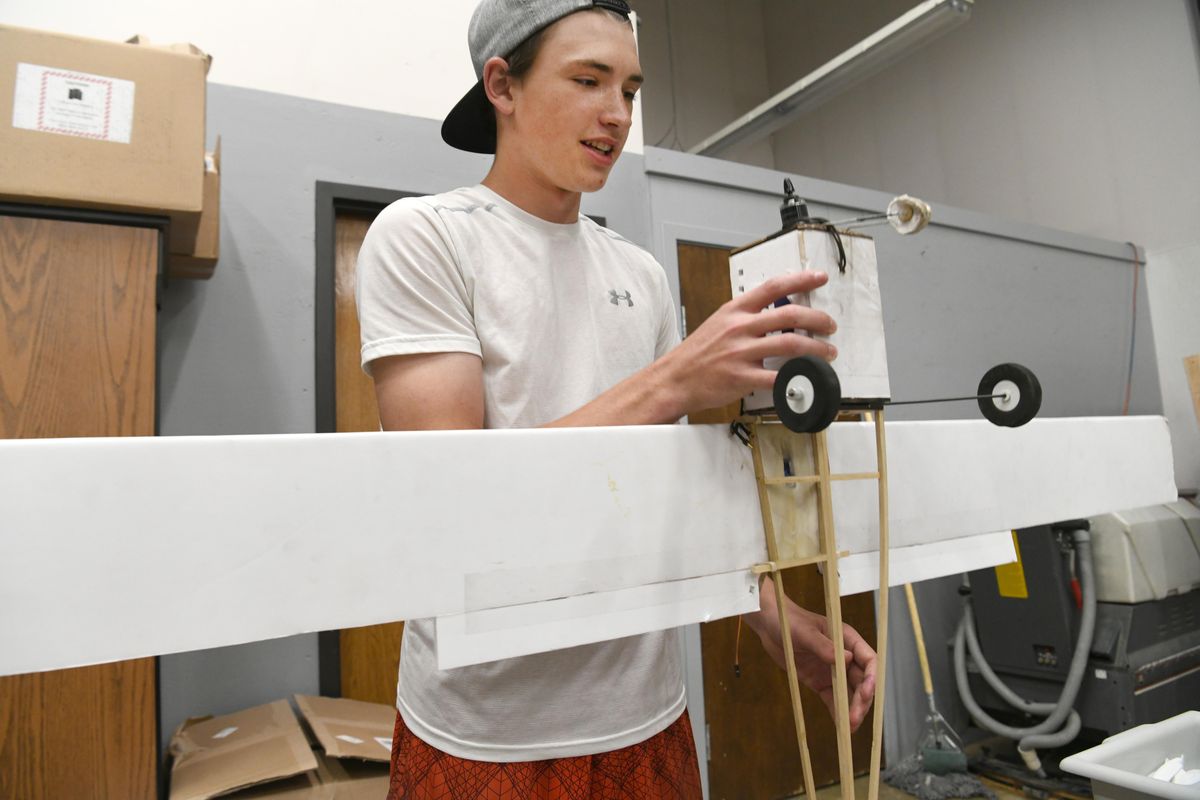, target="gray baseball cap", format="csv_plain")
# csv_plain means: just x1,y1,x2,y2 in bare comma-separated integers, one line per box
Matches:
441,0,632,154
